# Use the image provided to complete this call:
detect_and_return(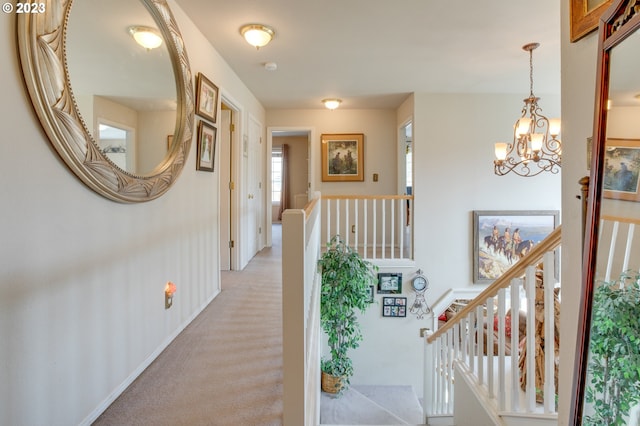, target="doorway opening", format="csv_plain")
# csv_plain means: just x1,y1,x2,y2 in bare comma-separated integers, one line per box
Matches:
267,128,313,247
